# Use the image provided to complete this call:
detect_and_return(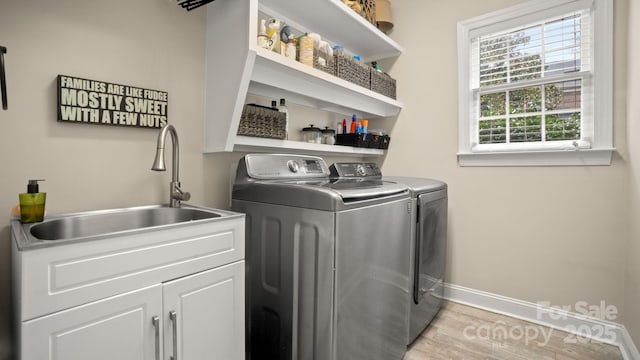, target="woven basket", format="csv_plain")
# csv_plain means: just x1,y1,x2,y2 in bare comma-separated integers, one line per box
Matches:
336,54,370,89
313,48,335,76
361,0,376,26
237,104,286,139
370,69,396,99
